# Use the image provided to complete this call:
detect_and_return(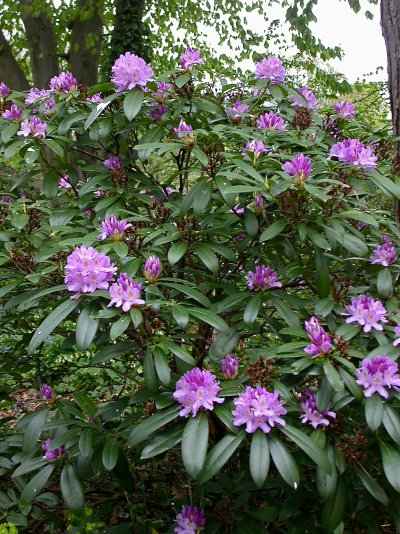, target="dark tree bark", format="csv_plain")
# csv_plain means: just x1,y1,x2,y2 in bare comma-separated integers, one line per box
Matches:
70,0,104,86
19,0,59,88
381,0,400,227
0,30,29,90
